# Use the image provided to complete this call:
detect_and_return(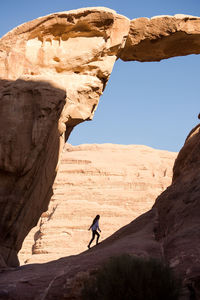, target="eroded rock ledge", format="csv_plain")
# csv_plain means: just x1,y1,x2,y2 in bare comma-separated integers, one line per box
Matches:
120,14,200,61
0,6,200,299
